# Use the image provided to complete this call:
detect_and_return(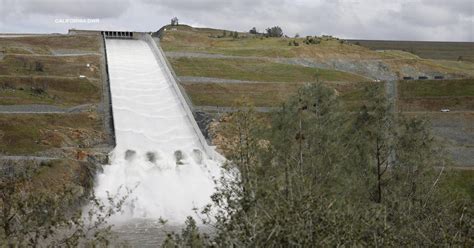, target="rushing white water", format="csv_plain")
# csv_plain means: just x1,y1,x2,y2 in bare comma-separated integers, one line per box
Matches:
94,39,221,224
